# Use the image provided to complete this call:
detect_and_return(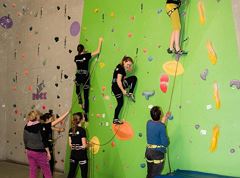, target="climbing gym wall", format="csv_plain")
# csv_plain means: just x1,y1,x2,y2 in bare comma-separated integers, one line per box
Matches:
66,0,240,177
0,0,84,171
